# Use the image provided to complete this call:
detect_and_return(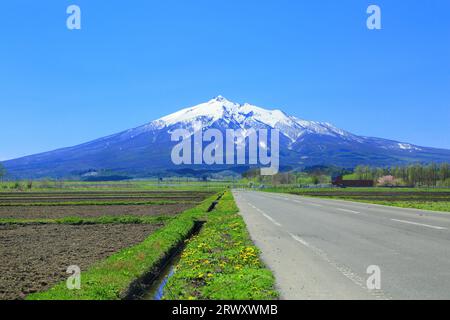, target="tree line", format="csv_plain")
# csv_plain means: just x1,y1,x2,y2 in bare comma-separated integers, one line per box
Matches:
242,163,450,187
353,163,450,187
